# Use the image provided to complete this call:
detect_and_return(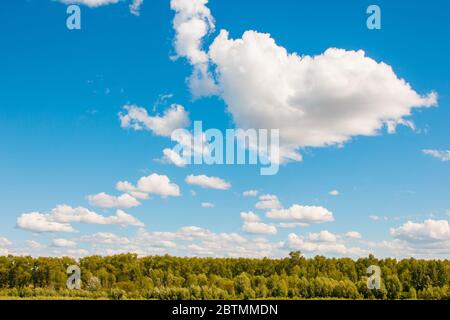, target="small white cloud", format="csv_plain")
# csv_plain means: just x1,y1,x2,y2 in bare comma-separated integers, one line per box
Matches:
109,209,145,228
129,0,143,16
185,174,231,190
240,211,276,235
201,202,215,208
153,93,174,111
369,215,380,221
308,230,337,242
119,104,189,137
52,205,144,227
87,192,140,209
117,173,181,198
267,204,334,224
240,211,261,222
52,238,77,248
255,194,282,210
329,190,340,196
243,221,277,235
345,231,362,239
243,190,259,197
17,212,75,233
423,149,450,162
